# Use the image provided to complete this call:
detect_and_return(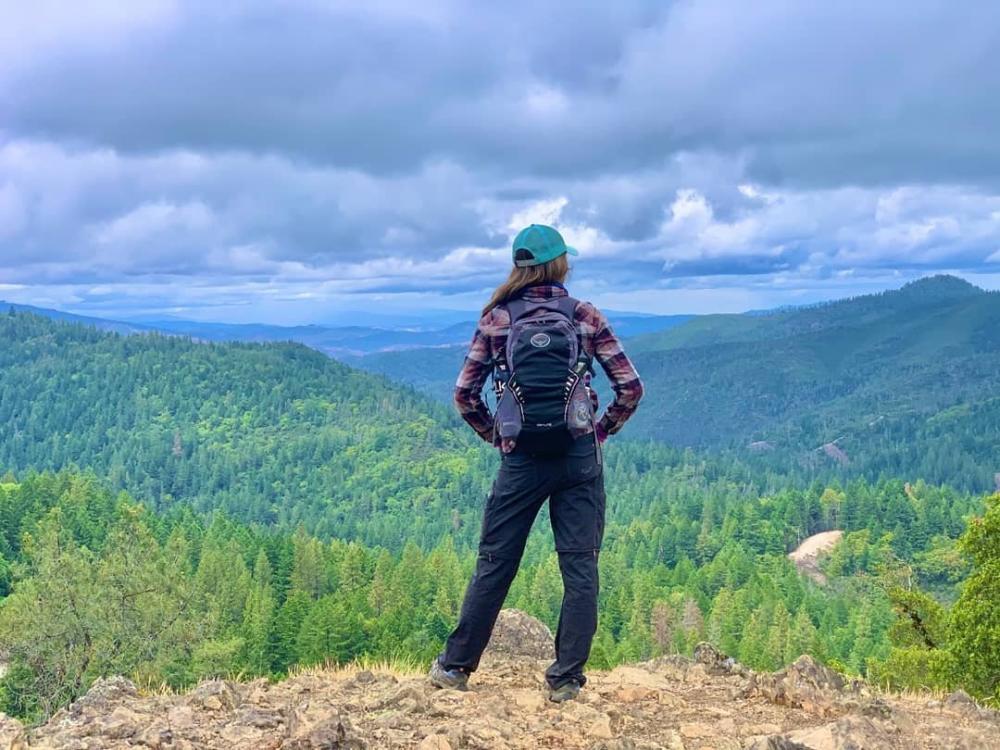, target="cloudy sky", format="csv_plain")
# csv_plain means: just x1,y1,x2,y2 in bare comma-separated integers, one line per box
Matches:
2,0,1000,324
